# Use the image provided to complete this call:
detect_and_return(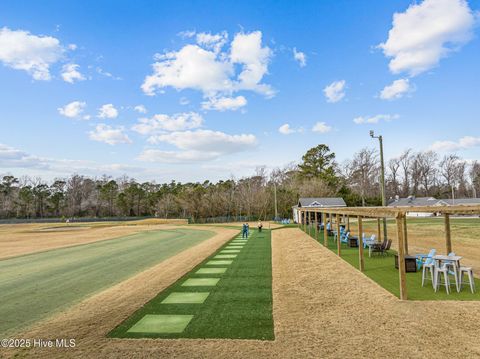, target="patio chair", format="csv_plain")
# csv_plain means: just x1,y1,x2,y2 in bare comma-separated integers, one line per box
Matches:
434,262,451,294
416,249,436,270
363,234,376,249
341,231,350,244
421,255,436,288
459,267,476,293
369,238,388,257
